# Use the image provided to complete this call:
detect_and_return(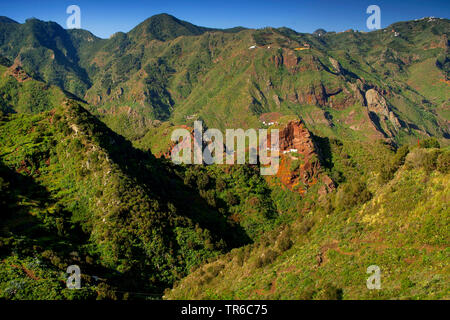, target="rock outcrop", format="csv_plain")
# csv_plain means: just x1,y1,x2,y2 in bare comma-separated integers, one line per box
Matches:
329,57,342,74
271,49,300,73
275,120,335,196
365,89,401,136
292,83,327,106
7,63,31,83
